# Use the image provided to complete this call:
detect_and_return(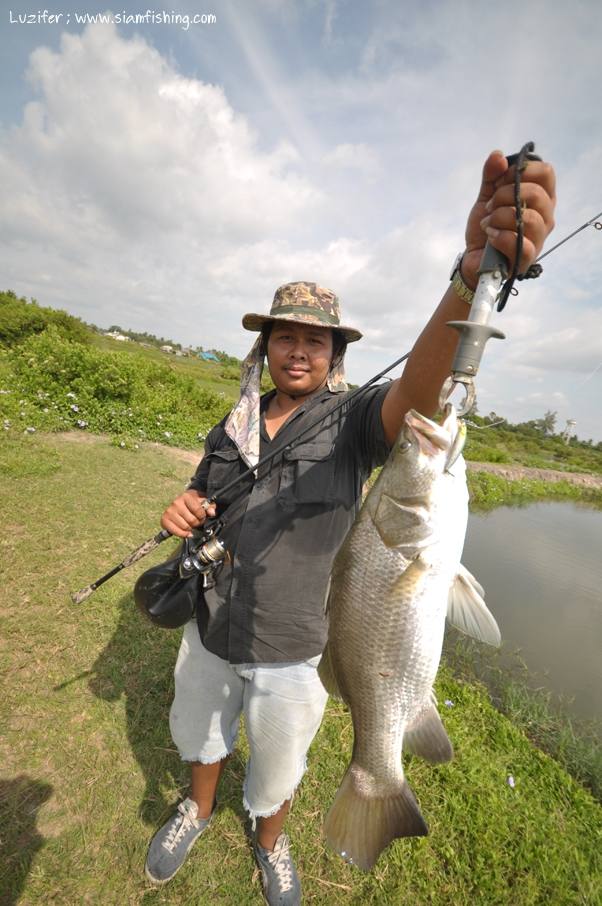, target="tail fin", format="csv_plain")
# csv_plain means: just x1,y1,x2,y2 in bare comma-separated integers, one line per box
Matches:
324,764,428,871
